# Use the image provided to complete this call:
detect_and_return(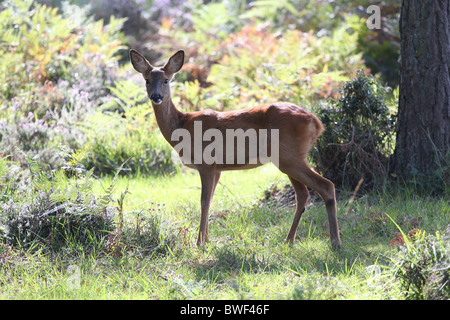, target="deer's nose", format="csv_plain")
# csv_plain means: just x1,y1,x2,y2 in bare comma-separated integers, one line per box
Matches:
150,93,163,104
